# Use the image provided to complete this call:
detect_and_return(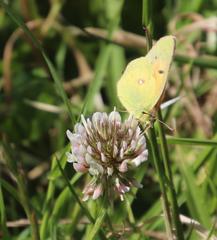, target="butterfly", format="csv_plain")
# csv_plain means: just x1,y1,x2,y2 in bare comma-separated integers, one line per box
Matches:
117,35,176,127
